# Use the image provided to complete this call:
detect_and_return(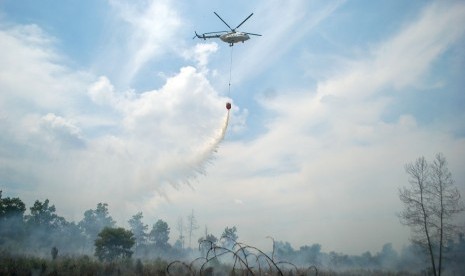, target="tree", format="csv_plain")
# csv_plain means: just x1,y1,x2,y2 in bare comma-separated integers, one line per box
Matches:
299,243,322,266
376,243,398,269
94,227,135,262
79,203,115,244
399,153,464,276
53,220,88,254
186,209,199,248
198,227,218,255
221,226,238,248
128,212,148,248
149,219,170,250
399,156,435,272
23,199,68,251
25,199,66,229
204,233,218,245
429,153,464,275
0,191,26,244
0,191,26,219
274,241,295,260
176,216,185,249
